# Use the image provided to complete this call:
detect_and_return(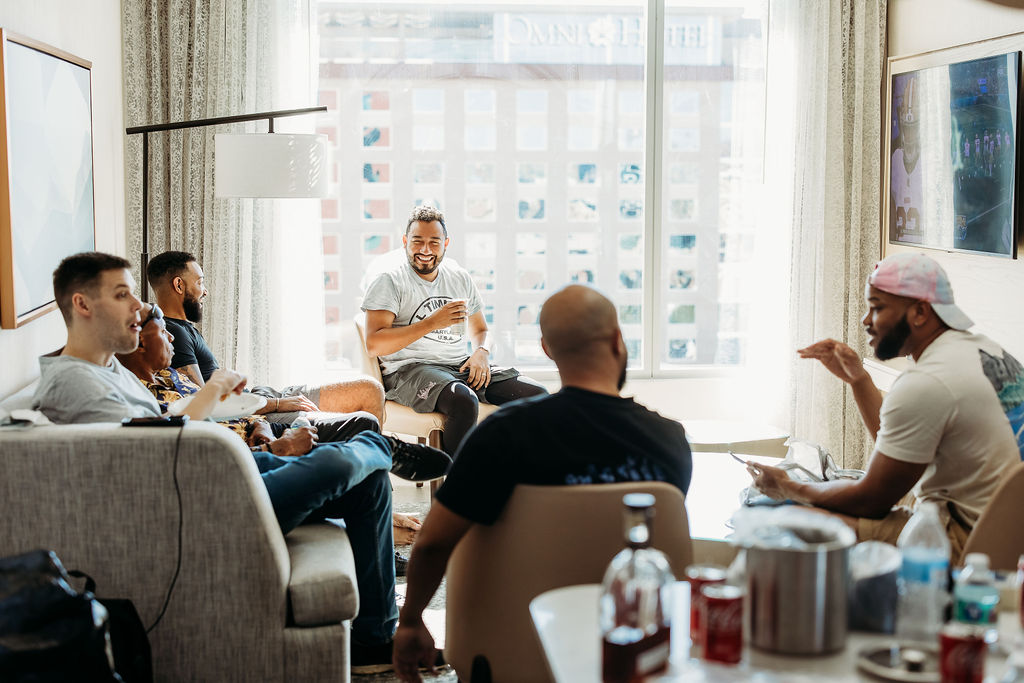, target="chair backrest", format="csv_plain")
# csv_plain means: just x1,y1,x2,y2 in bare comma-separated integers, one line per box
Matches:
353,314,384,383
444,481,692,683
961,461,1024,570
